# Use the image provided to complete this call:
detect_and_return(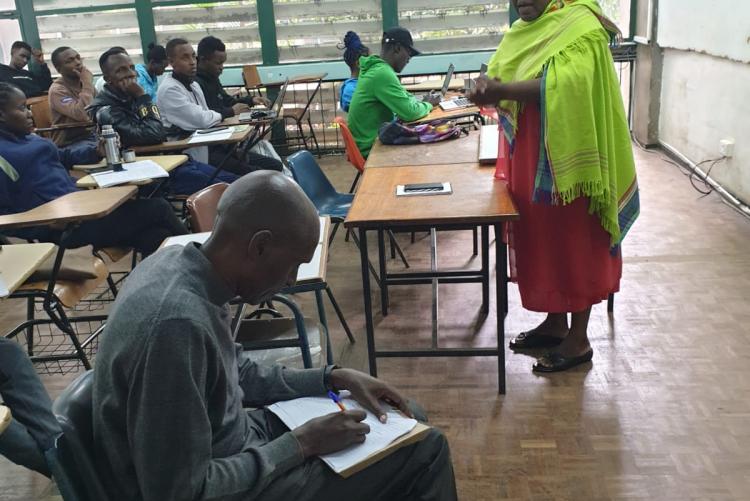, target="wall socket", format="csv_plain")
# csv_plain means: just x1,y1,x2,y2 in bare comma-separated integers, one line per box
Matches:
719,138,735,158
